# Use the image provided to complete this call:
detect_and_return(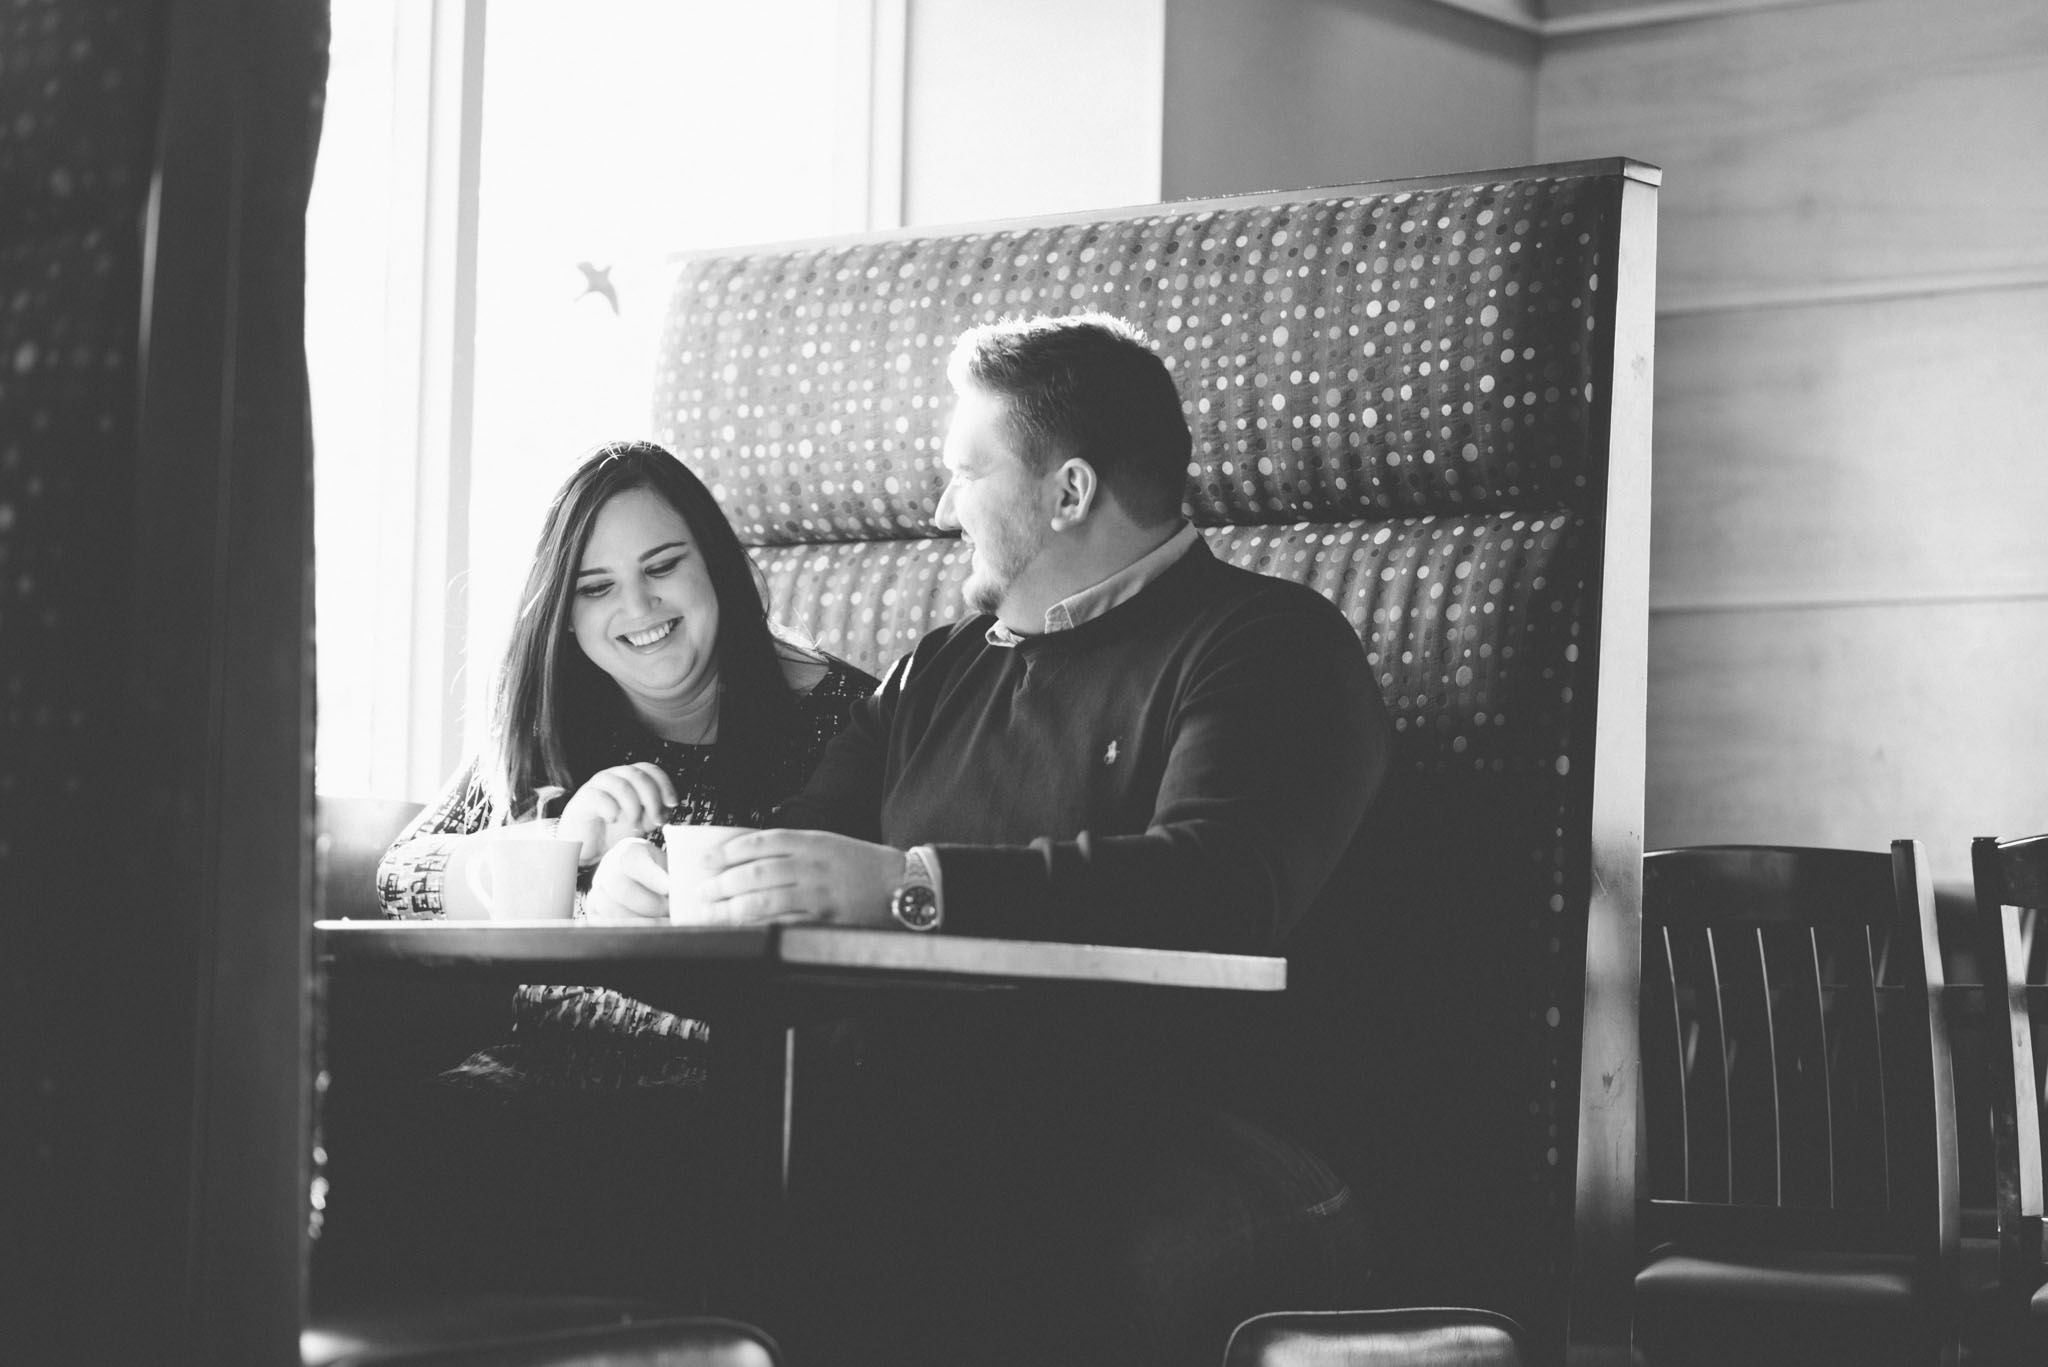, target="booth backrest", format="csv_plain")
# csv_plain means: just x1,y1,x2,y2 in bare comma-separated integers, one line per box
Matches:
651,160,1658,1359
